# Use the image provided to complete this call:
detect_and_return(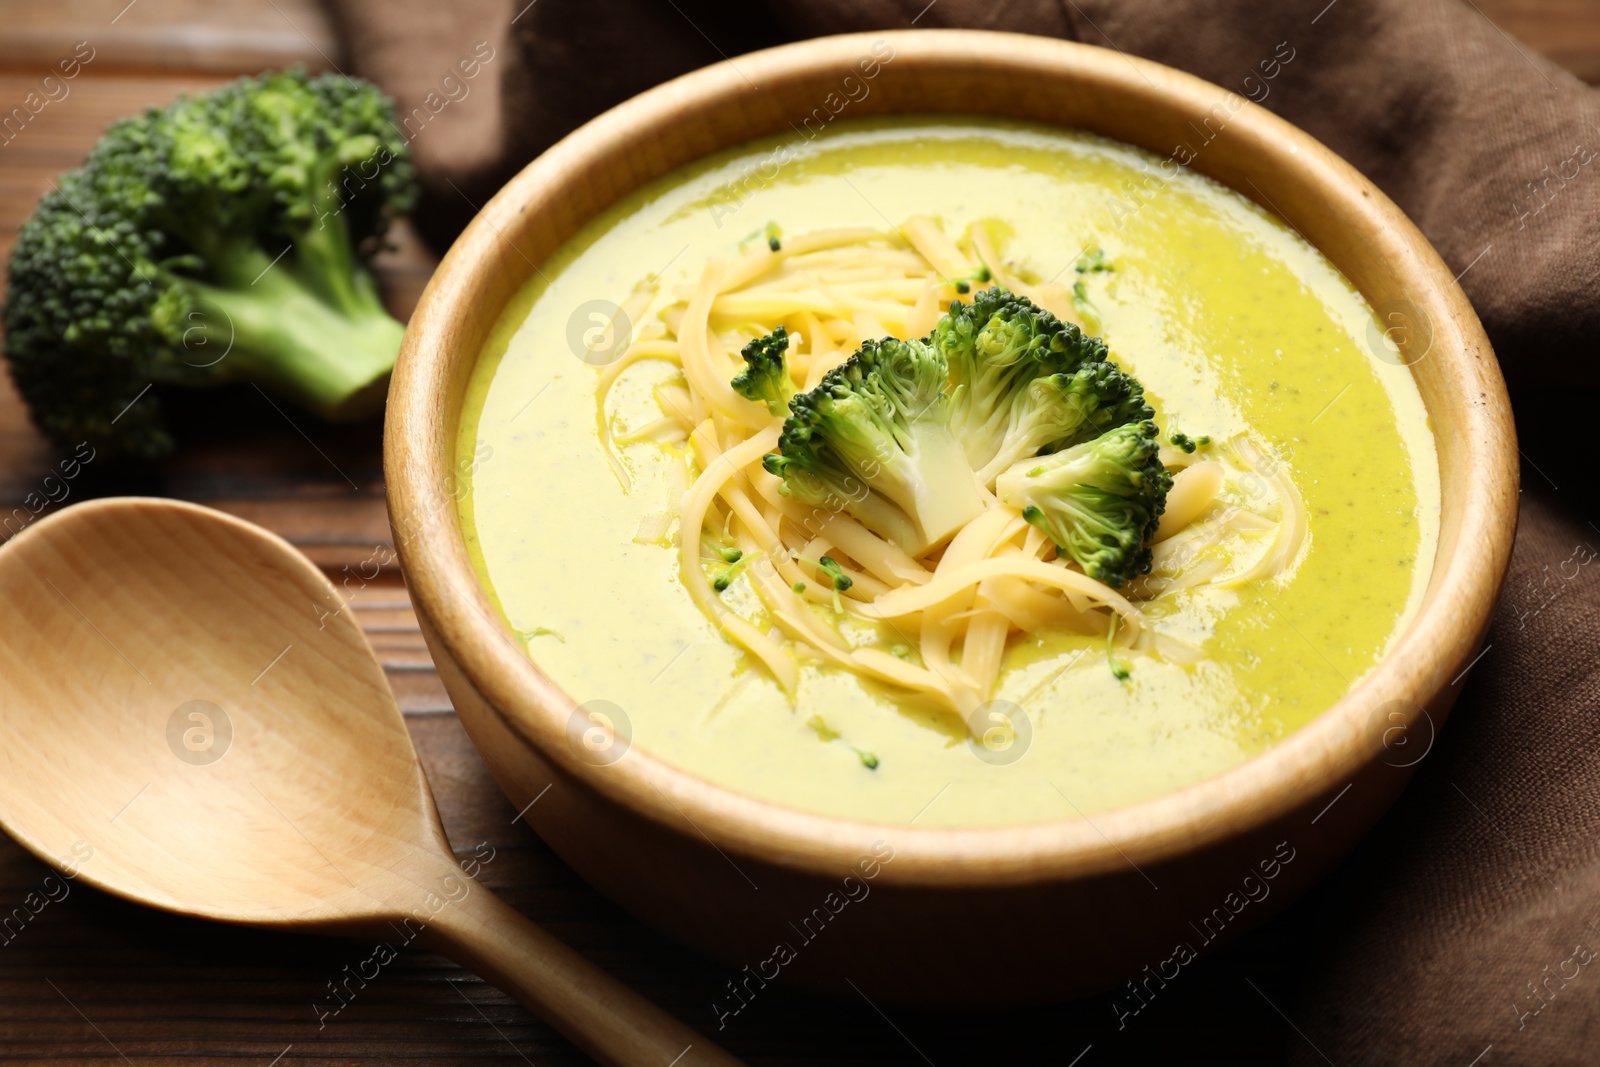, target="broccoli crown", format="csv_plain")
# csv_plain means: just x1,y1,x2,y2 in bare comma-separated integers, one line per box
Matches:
933,287,1110,474
995,420,1172,587
730,325,791,415
3,68,417,459
974,360,1154,486
763,336,985,554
